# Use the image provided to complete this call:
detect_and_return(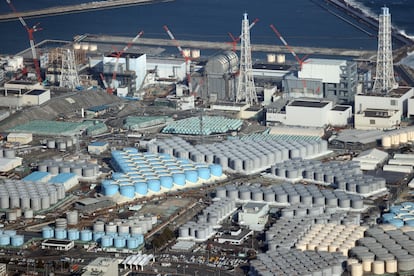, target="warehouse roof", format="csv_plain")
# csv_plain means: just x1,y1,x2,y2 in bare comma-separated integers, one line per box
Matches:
89,141,108,147
49,173,77,184
23,171,50,182
334,129,384,144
